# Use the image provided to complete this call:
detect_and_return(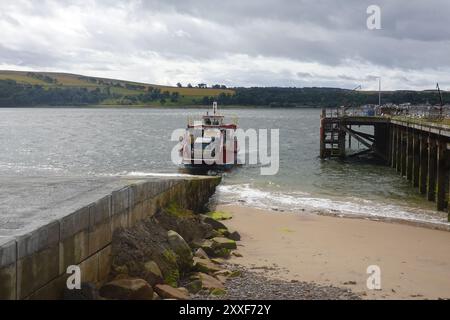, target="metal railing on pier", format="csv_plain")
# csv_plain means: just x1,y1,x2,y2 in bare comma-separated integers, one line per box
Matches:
322,104,450,122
